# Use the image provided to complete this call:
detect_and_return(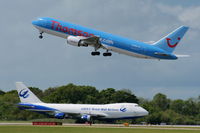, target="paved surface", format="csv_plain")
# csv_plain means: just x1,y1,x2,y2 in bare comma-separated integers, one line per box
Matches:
0,123,200,130
0,123,32,125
